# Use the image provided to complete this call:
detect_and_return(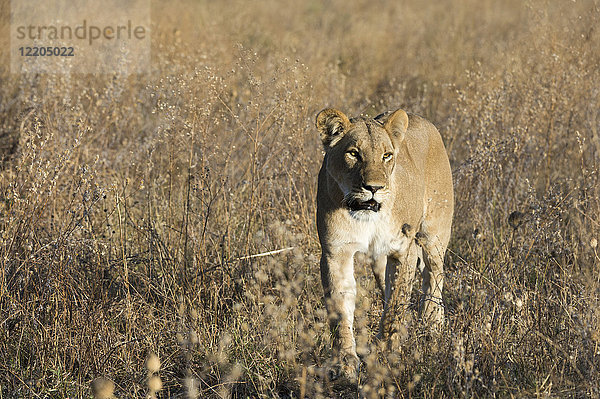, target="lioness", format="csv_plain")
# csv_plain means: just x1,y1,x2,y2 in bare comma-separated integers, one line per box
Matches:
315,108,453,380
